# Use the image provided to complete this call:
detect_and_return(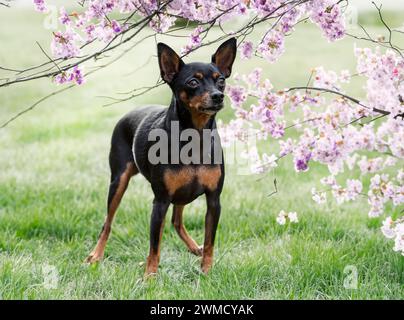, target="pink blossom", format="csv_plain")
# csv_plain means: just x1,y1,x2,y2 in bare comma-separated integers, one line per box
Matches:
308,0,345,42
346,179,362,201
311,187,327,204
227,85,247,108
51,29,82,59
276,210,299,225
59,7,71,25
239,41,254,60
181,26,204,55
33,0,47,13
111,20,122,33
257,31,285,63
54,66,85,85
